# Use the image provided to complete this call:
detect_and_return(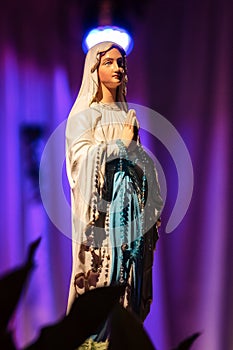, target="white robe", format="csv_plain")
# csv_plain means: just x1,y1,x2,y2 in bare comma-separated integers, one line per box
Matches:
66,102,163,319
